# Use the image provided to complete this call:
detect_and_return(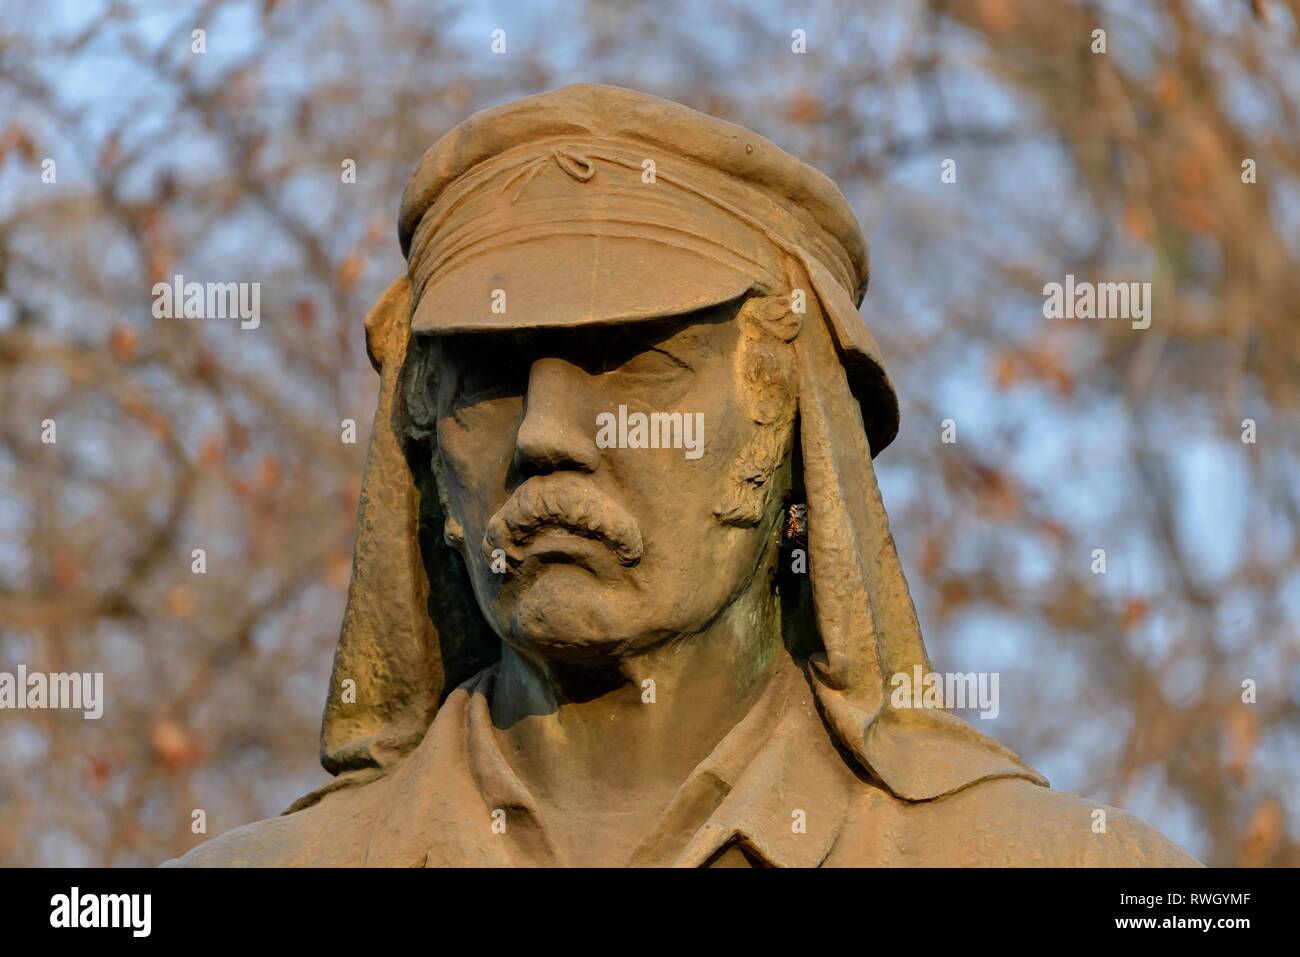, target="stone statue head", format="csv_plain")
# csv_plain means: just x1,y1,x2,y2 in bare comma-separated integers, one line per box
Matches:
301,83,1043,810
